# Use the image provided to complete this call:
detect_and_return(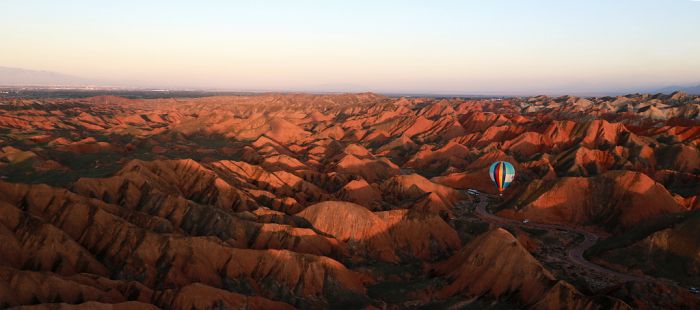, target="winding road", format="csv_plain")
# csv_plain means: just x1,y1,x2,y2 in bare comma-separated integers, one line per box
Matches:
462,193,649,283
